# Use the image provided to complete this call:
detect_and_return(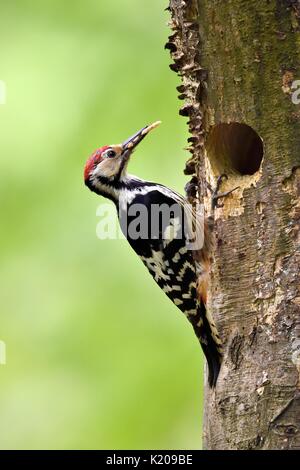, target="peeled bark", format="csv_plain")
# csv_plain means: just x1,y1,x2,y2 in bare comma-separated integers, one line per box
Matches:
167,0,300,450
